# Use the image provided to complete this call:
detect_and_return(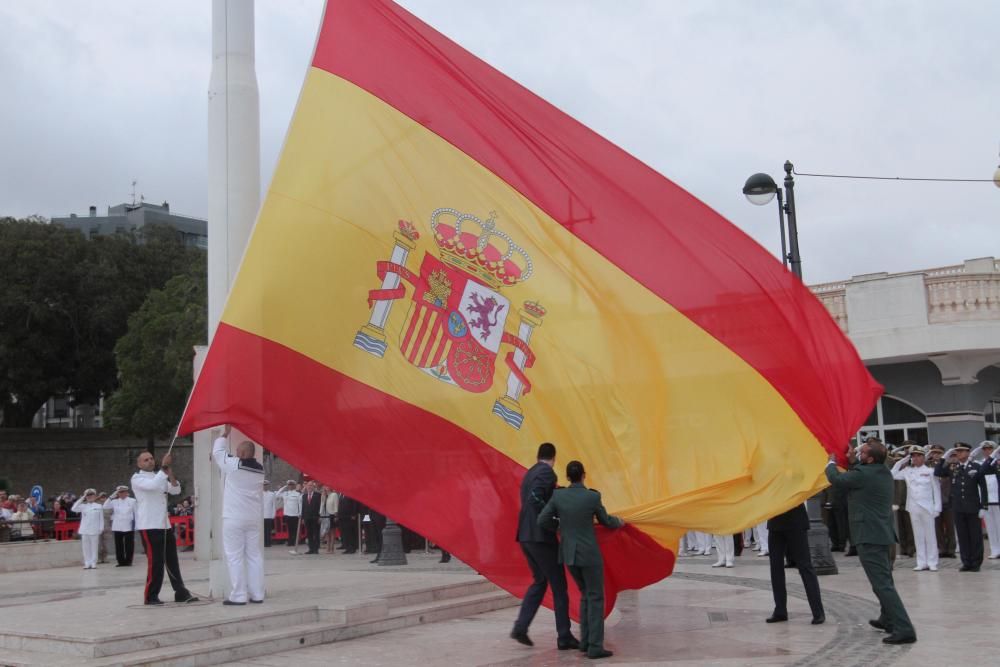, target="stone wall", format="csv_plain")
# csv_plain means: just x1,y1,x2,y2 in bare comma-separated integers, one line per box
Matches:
0,429,301,501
